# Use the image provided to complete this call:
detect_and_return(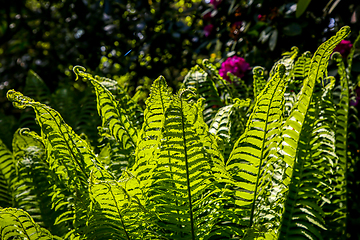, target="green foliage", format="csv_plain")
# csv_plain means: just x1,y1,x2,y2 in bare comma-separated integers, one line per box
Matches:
0,26,359,240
